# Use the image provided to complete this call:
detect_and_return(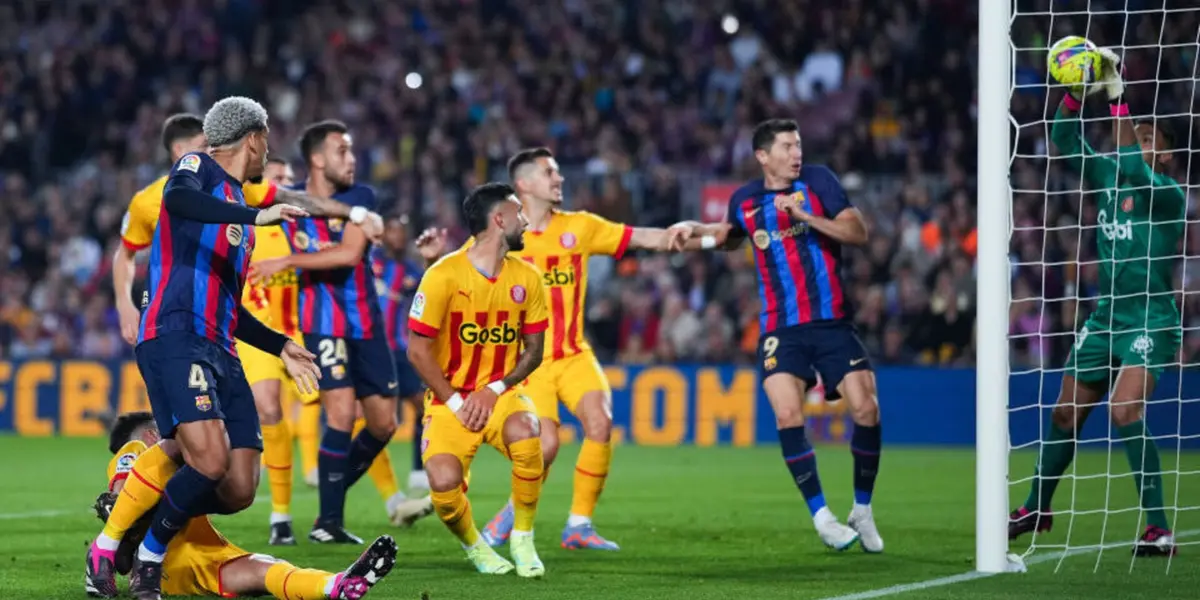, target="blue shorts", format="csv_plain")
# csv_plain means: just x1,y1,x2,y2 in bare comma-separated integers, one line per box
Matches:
135,332,262,451
304,333,398,399
393,349,425,399
758,320,872,400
